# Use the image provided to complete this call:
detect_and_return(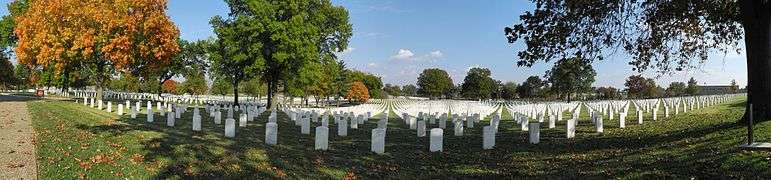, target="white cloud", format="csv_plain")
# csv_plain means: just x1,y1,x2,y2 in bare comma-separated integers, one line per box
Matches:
342,47,355,54
390,49,445,63
428,50,444,59
392,49,415,60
